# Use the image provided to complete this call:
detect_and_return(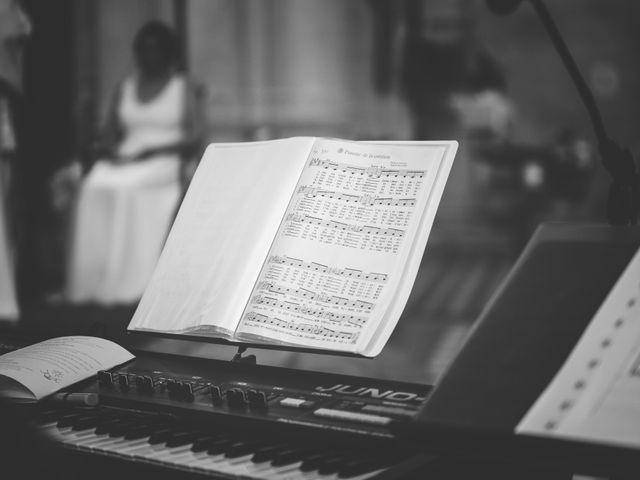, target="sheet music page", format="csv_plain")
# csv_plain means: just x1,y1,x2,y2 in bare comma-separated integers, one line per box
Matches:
235,138,454,355
0,336,134,401
128,138,315,334
517,247,640,448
